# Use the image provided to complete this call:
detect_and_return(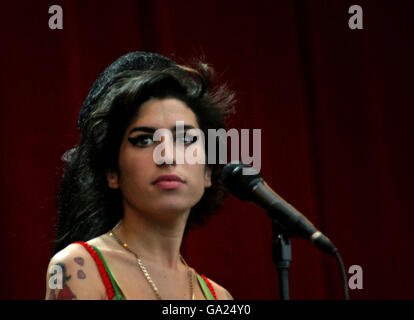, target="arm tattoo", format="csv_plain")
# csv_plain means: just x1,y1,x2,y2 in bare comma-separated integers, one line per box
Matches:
48,263,77,300
77,270,86,279
74,257,86,280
